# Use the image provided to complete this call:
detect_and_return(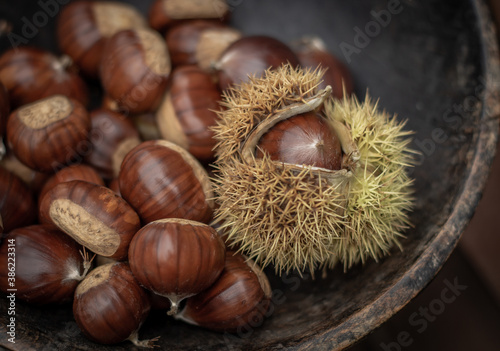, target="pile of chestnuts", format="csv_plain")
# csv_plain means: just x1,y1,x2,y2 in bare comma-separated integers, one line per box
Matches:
0,0,353,347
